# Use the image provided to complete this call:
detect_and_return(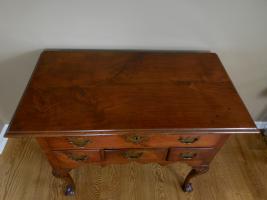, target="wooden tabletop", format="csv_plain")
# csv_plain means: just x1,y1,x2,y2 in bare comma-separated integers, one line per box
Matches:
7,50,258,136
